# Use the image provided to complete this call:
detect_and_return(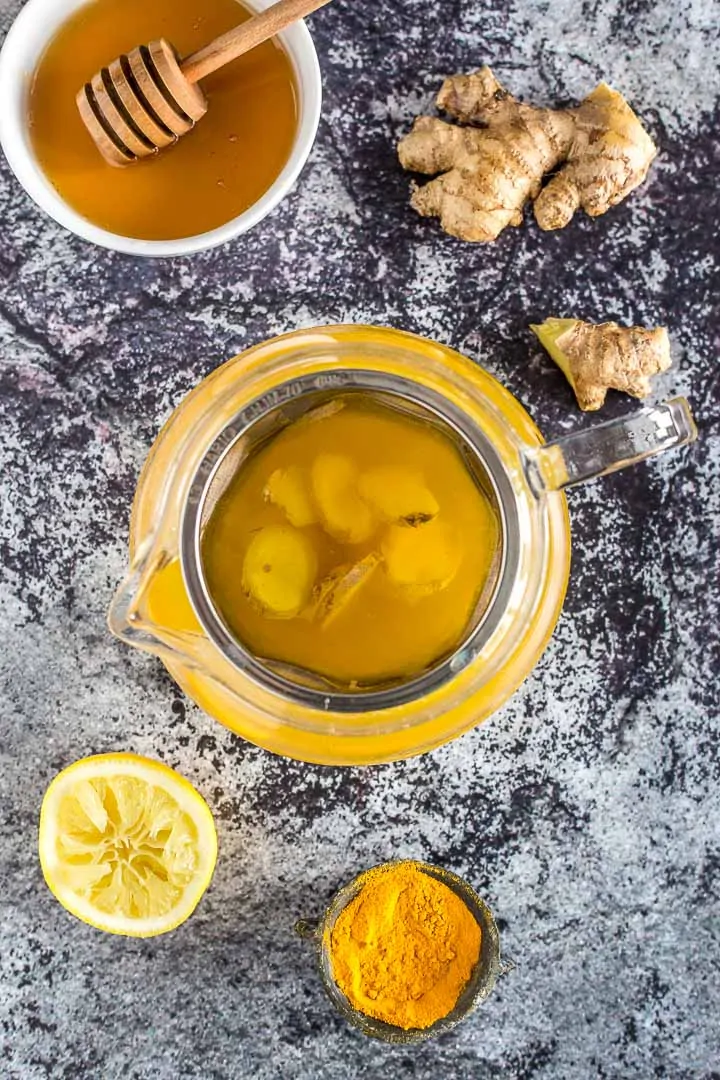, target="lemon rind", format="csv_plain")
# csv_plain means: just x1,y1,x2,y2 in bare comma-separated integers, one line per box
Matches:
38,753,218,938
